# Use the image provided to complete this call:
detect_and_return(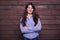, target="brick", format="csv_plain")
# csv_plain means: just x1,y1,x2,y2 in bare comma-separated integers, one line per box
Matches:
0,1,18,6
0,0,60,6
51,10,60,16
55,5,60,9
0,25,18,31
0,6,24,16
41,20,60,24
40,16,60,20
42,24,60,30
37,10,51,16
36,5,48,10
39,34,60,39
40,29,60,34
37,10,60,16
48,5,56,10
18,0,60,5
0,37,17,40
